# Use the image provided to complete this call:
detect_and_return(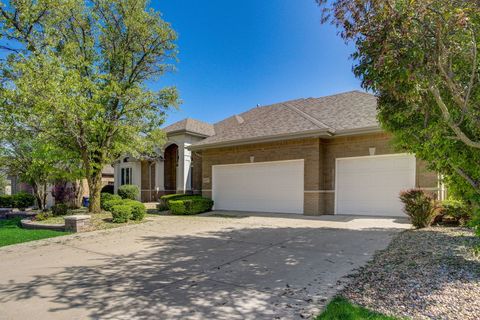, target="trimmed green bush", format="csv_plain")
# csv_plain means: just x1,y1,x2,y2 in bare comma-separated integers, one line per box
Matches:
12,192,36,209
161,194,202,209
125,200,146,221
438,199,471,225
399,189,436,228
169,197,214,215
118,184,140,200
101,193,122,210
51,203,69,216
111,205,132,223
103,199,125,212
0,195,13,208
